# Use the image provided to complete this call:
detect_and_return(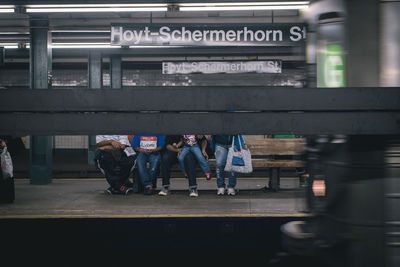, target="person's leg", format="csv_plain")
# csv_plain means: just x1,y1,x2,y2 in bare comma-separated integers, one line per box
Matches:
227,170,238,195
136,153,152,188
190,146,211,174
117,154,136,187
148,152,161,186
159,151,177,195
160,151,177,188
215,144,228,190
184,152,198,197
96,151,121,191
178,147,190,175
184,152,197,189
227,171,238,189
